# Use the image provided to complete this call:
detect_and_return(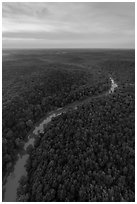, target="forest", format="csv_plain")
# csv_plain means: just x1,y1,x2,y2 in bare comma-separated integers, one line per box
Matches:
16,84,135,202
2,62,110,180
2,49,135,202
